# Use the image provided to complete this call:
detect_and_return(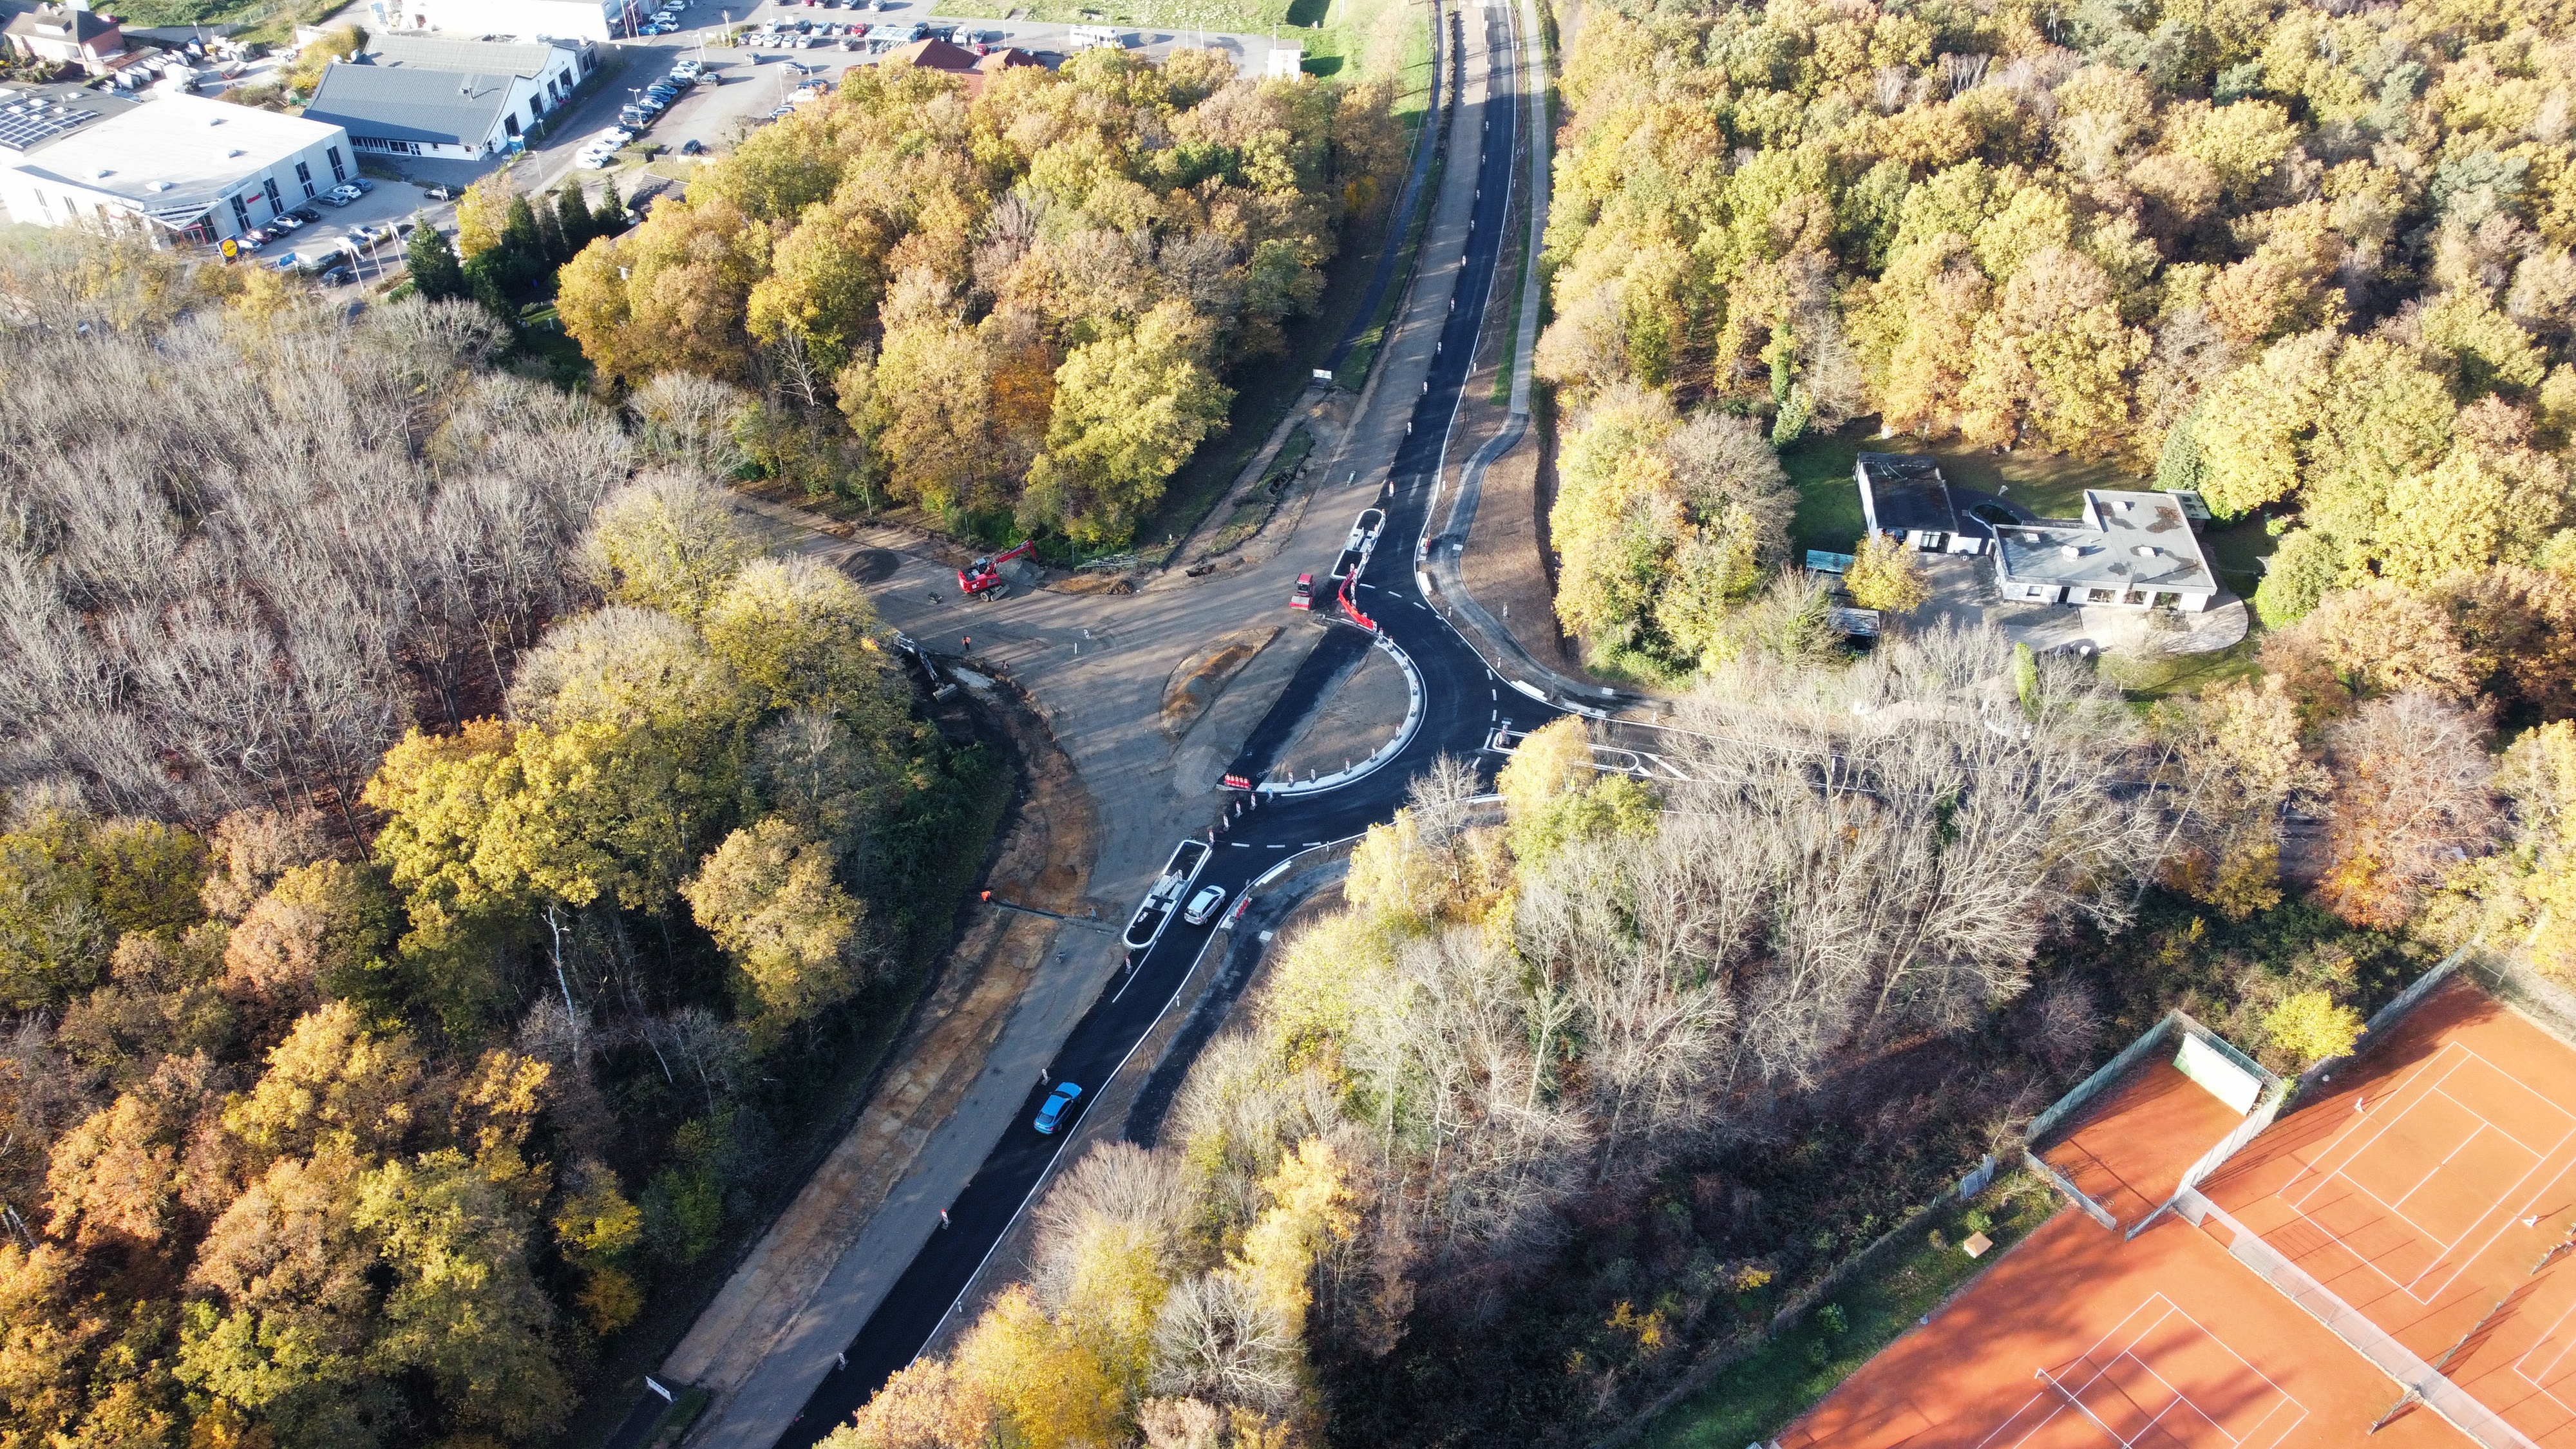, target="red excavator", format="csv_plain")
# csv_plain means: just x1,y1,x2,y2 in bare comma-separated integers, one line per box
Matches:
958,540,1037,598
